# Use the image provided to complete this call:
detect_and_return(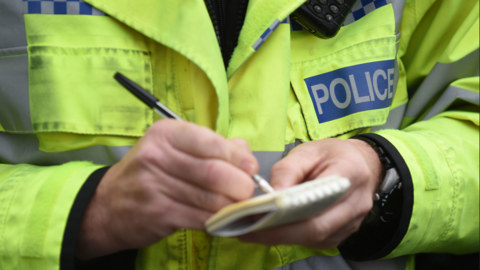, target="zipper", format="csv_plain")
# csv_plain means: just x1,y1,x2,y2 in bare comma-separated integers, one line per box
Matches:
216,0,225,51
205,0,225,50
205,0,249,69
